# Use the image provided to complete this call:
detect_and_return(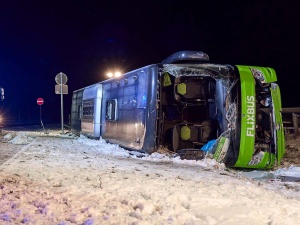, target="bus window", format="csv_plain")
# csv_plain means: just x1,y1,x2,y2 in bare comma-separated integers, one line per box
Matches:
106,99,118,121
